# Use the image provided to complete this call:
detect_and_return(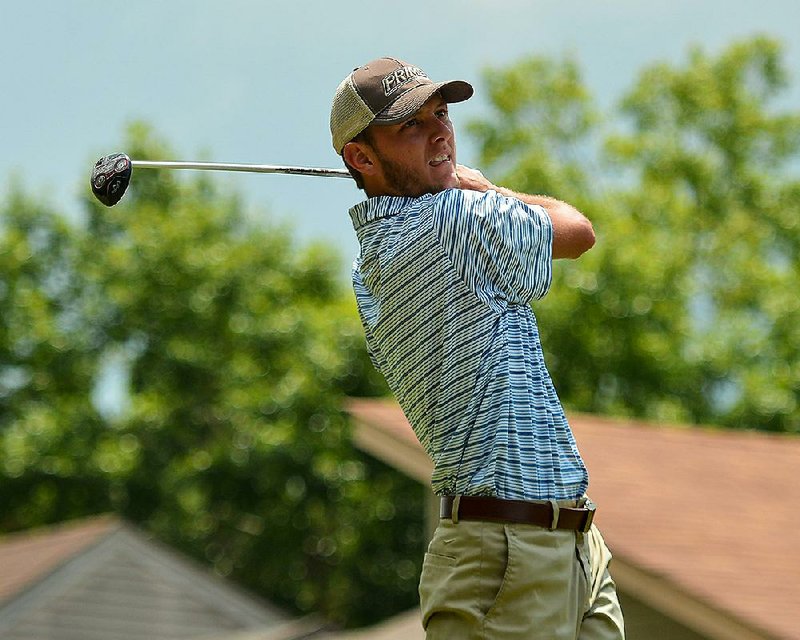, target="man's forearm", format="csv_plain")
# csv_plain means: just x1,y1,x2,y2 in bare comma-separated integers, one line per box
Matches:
457,165,596,259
